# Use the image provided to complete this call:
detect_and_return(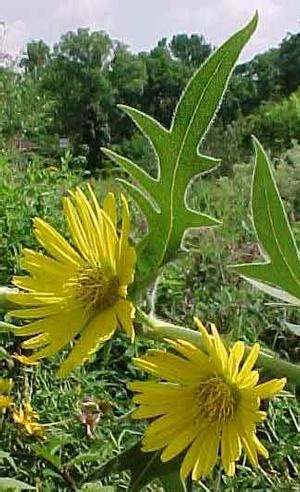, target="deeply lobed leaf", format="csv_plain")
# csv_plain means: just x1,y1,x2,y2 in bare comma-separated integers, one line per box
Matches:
103,14,258,290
